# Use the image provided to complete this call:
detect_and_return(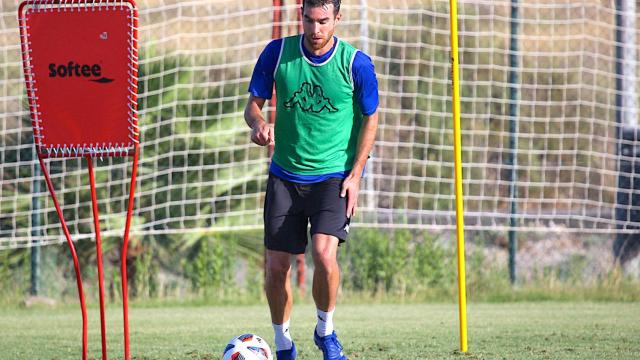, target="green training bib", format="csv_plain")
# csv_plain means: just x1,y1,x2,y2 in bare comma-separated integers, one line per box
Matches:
273,35,362,175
